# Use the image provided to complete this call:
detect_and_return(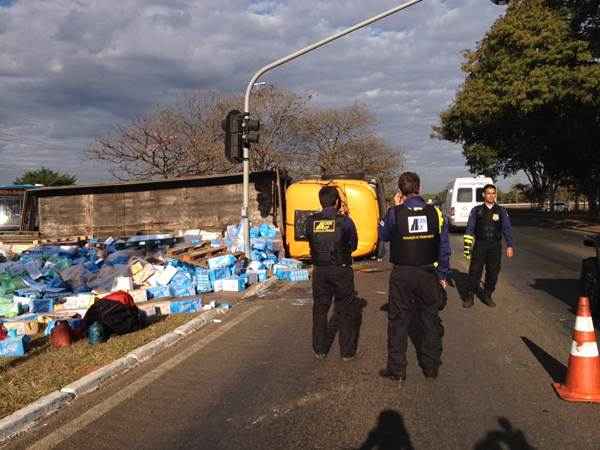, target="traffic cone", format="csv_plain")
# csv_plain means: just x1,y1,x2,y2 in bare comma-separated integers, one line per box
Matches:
553,297,600,403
